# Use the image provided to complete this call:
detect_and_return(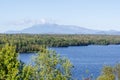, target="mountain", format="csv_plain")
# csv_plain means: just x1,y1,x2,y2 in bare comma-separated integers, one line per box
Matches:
6,23,120,35
96,30,120,35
